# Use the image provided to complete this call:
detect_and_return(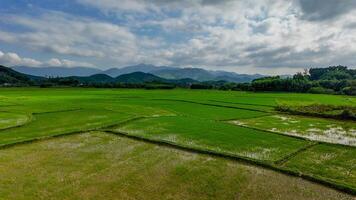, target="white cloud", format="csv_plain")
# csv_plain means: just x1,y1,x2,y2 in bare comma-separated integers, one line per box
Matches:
47,58,62,66
22,58,43,67
0,1,355,74
0,11,137,60
139,0,356,71
0,51,42,67
0,50,94,68
46,58,94,67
